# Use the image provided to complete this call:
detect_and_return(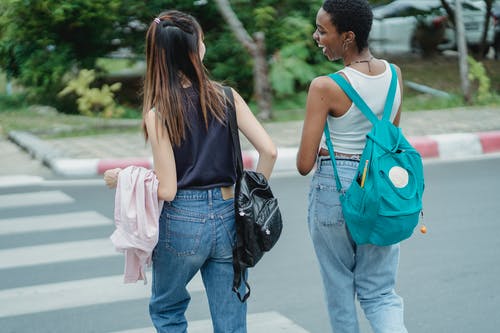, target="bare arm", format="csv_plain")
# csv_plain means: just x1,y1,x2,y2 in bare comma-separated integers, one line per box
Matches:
296,76,336,175
144,110,177,201
232,88,277,180
392,65,403,127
